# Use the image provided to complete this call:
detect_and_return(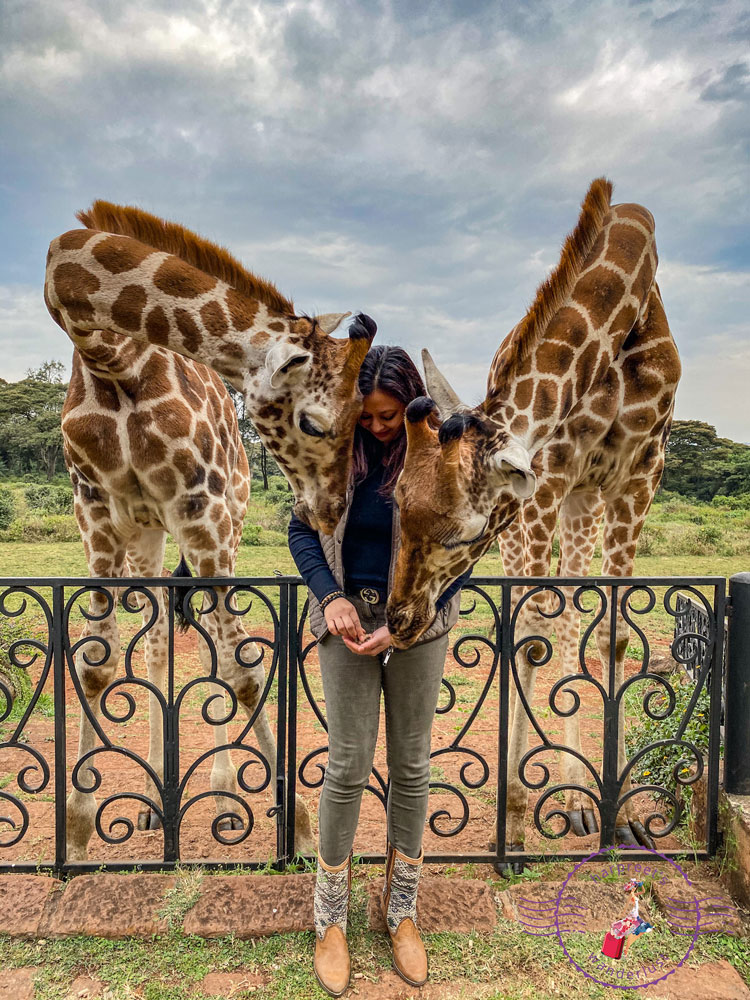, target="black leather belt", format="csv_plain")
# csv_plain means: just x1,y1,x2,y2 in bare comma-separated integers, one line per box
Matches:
350,587,386,605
